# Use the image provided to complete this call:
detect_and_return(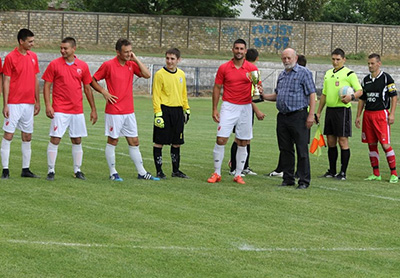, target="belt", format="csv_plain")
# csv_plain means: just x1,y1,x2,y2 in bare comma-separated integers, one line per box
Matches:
280,107,308,116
